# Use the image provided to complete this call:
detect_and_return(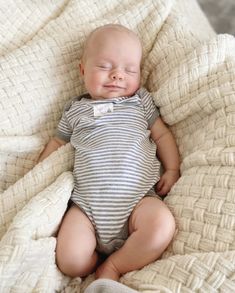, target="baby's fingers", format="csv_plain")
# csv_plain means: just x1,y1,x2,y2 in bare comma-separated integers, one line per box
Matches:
156,180,169,196
156,178,164,190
